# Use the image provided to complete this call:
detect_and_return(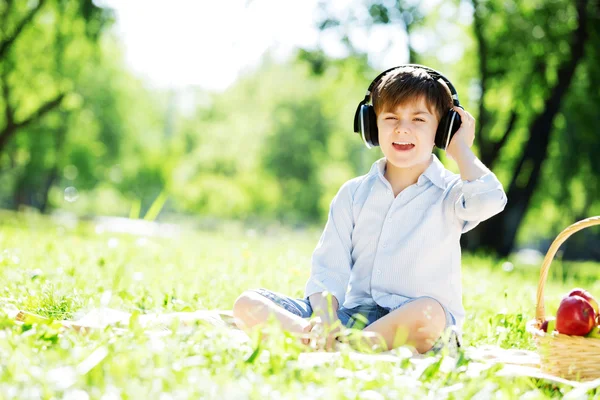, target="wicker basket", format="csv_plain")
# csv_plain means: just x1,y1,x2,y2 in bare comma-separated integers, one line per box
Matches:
526,216,600,381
